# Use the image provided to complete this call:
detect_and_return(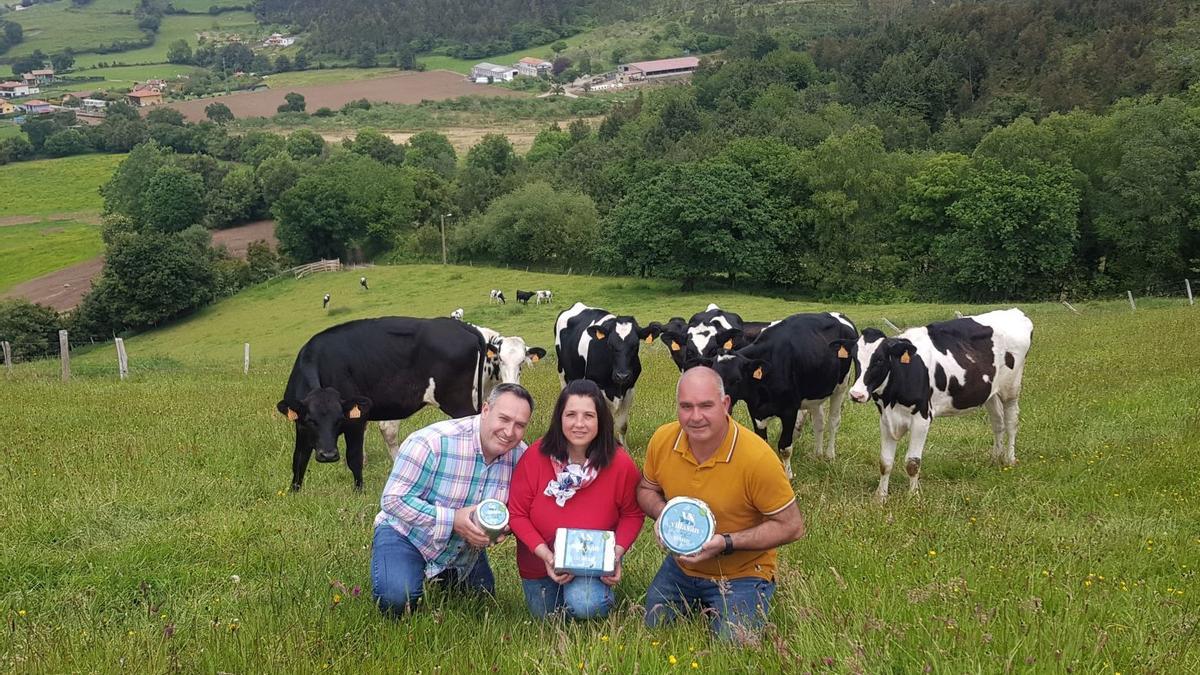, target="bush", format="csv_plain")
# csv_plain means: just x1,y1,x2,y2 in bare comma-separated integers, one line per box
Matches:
0,299,61,361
